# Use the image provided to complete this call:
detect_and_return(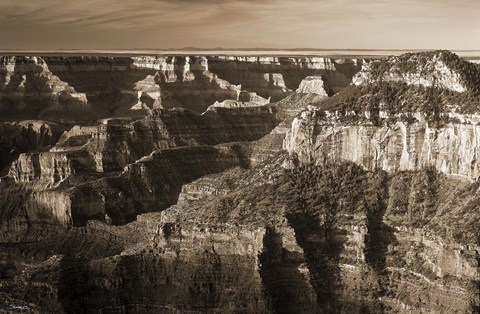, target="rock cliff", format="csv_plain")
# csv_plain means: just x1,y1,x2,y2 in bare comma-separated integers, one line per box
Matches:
0,57,91,119
284,108,480,181
284,51,480,181
296,76,333,96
